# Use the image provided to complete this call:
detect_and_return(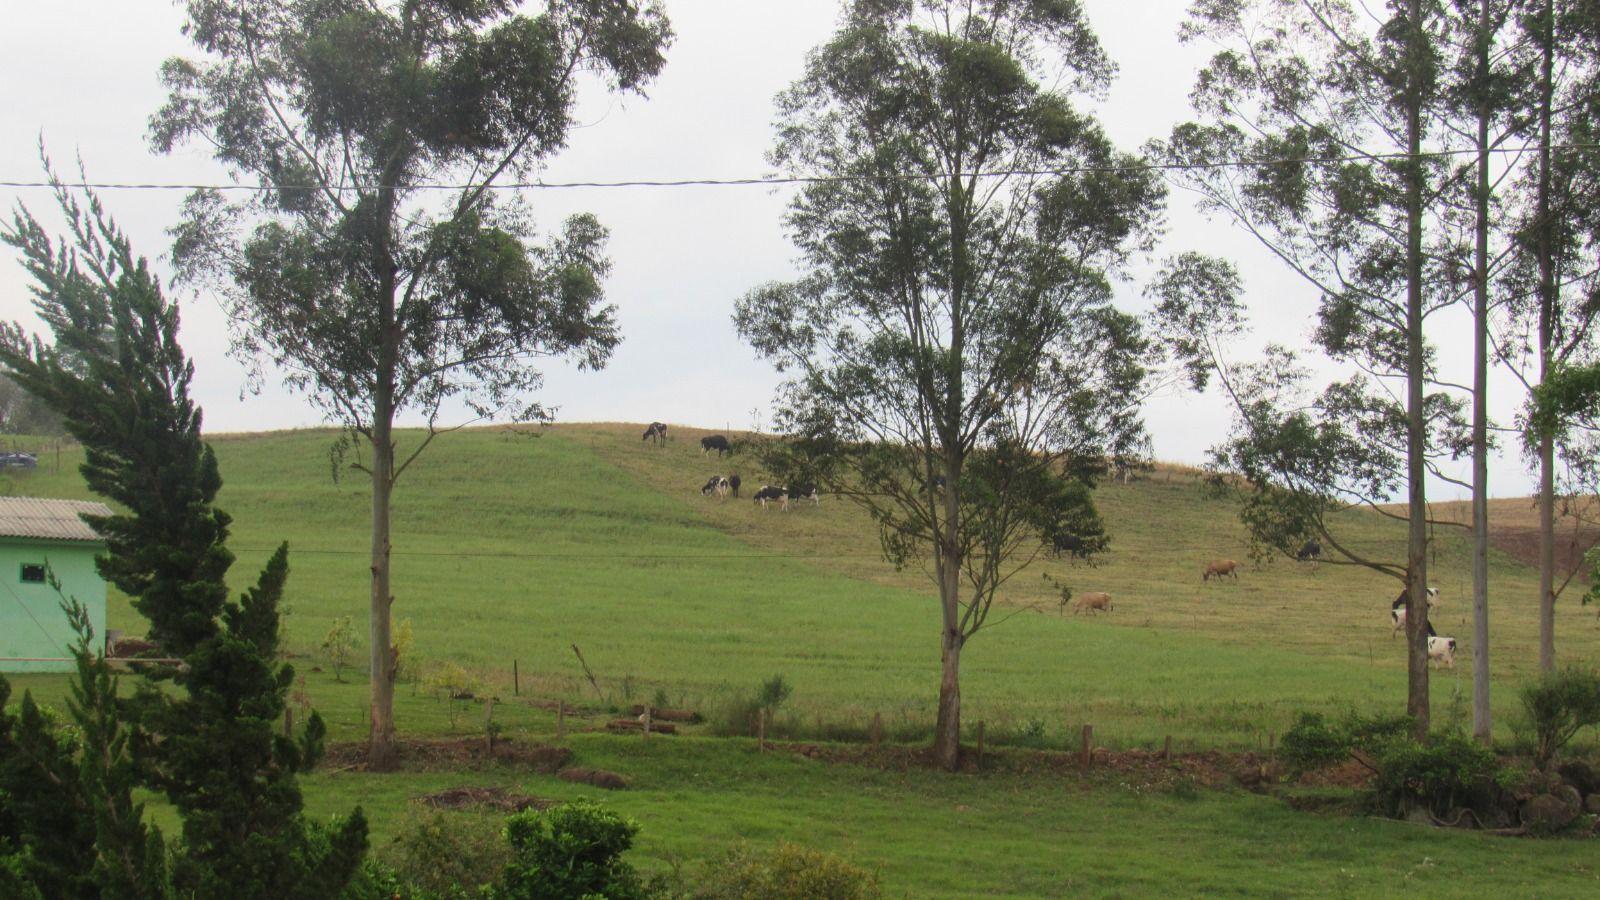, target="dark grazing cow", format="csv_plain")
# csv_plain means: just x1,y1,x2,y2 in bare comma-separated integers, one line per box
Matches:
1051,533,1086,558
753,484,786,509
701,434,732,457
728,473,741,497
642,422,668,446
701,475,730,497
1295,540,1323,563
